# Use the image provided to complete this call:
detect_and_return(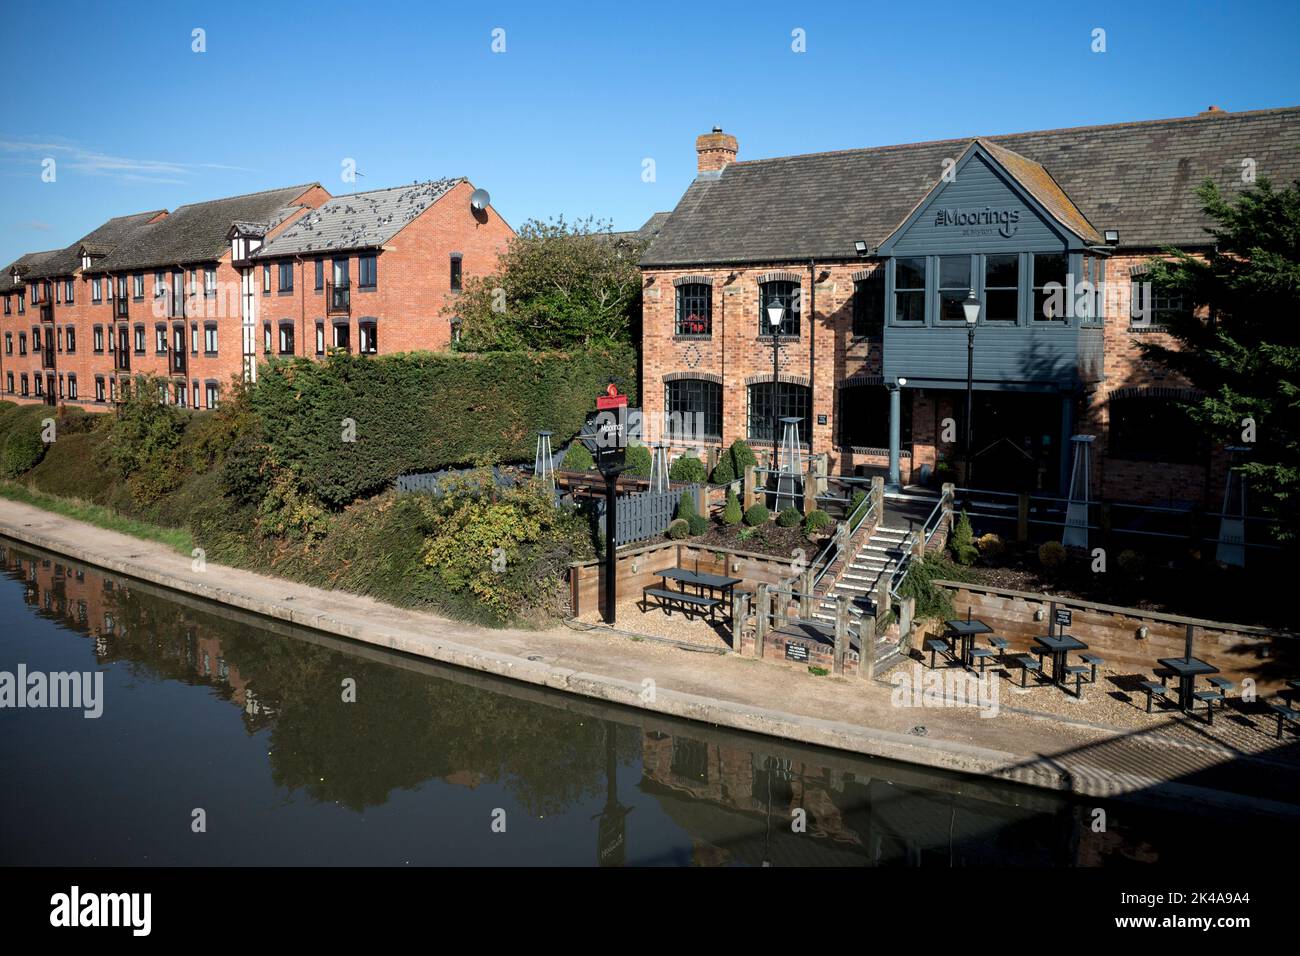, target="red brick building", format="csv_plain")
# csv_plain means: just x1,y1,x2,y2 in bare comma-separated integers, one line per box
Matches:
0,177,512,410
640,107,1300,506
